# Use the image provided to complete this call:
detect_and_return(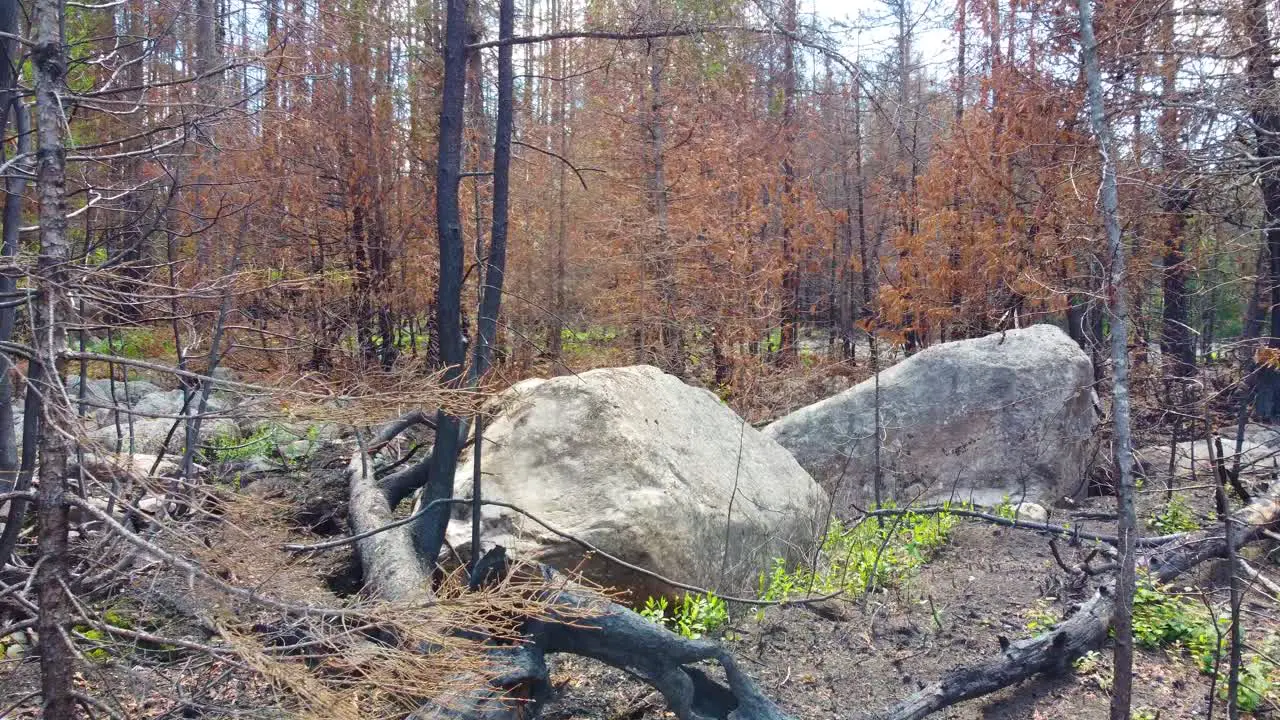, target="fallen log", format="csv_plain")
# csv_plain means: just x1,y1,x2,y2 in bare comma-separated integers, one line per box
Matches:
346,412,792,720
874,488,1280,720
